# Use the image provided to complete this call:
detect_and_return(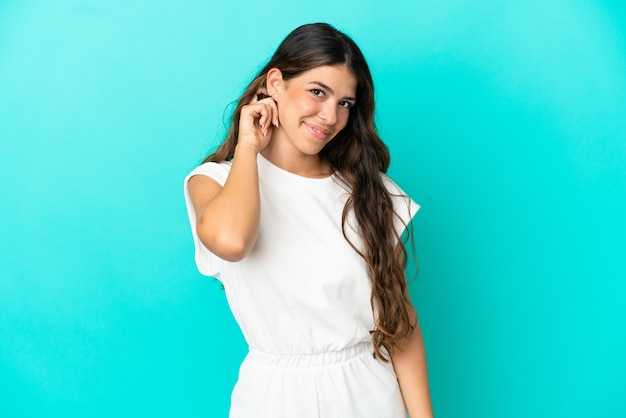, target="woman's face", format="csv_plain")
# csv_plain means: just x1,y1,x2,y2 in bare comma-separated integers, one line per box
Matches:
271,65,358,157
